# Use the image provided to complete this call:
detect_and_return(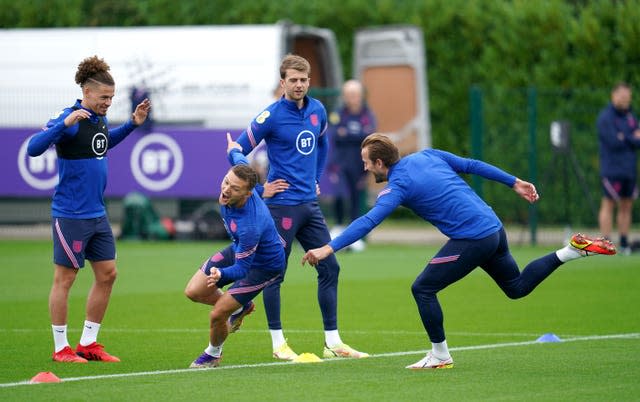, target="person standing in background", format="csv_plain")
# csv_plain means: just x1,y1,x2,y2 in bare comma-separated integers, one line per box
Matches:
28,55,151,363
328,80,377,251
596,82,640,255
